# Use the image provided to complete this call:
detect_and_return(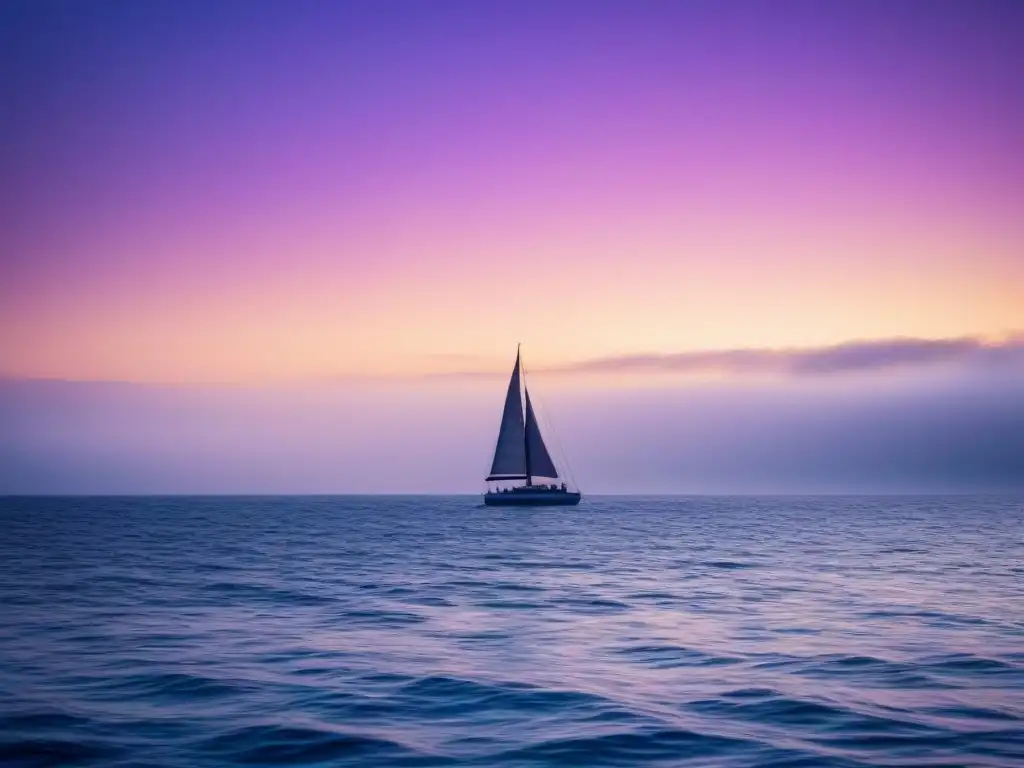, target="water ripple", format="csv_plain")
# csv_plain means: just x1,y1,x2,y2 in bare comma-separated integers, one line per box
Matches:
1,495,1022,767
